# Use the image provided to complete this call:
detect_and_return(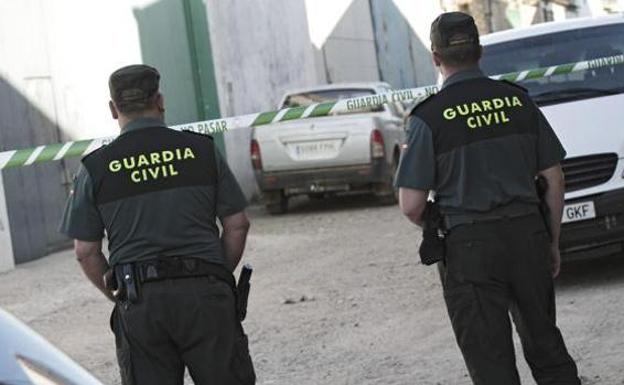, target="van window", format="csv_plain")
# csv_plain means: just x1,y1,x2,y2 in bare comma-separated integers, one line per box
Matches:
282,88,383,113
481,24,624,106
